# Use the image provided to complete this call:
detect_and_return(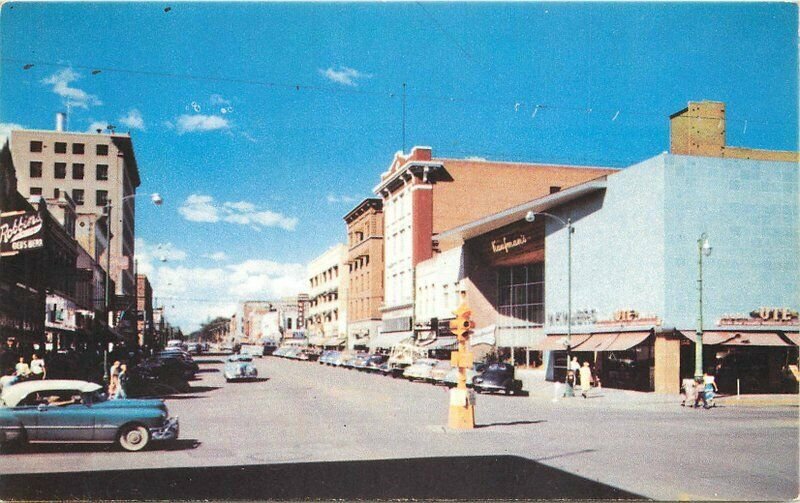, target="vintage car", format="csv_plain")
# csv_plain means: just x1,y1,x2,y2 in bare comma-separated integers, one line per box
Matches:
239,344,265,358
403,358,440,381
0,379,178,452
430,360,454,384
443,363,486,388
223,355,258,382
472,362,524,395
364,354,388,373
